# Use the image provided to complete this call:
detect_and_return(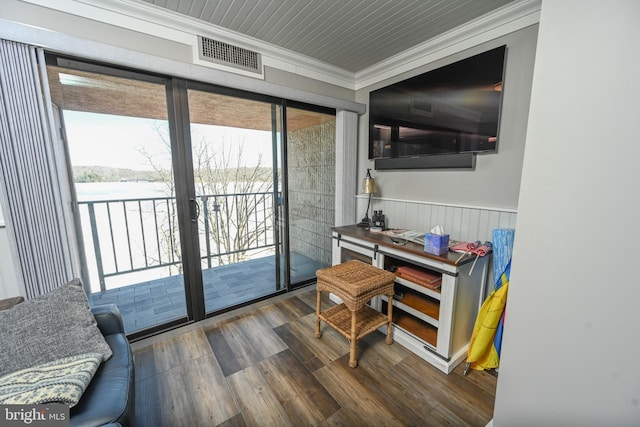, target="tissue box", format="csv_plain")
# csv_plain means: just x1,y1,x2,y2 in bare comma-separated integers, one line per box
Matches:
424,233,450,256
